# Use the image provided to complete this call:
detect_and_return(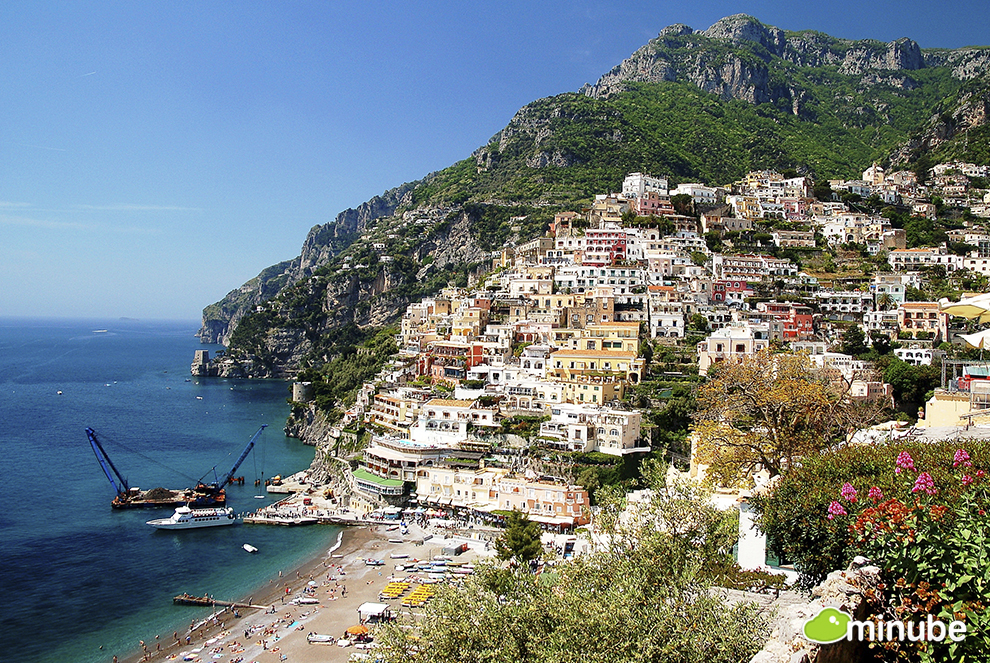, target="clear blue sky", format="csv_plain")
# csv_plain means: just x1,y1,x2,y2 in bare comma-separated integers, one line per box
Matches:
1,1,986,321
